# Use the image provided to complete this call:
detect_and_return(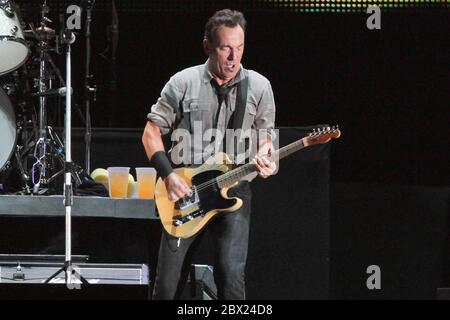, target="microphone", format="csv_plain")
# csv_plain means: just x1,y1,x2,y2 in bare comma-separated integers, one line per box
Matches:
31,87,73,97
